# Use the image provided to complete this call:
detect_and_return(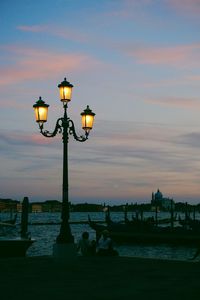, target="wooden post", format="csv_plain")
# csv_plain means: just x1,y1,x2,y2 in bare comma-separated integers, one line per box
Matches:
155,202,158,227
21,197,29,239
170,199,174,229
